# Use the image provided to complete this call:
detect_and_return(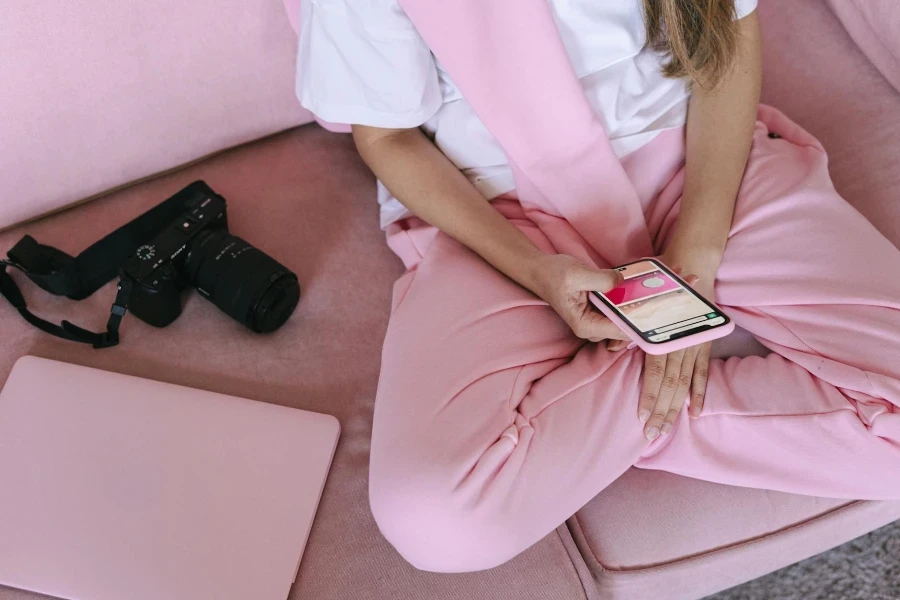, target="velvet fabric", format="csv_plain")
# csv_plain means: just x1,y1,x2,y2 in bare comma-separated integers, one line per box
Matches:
0,126,592,600
826,0,900,94
0,0,312,231
2,0,899,598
